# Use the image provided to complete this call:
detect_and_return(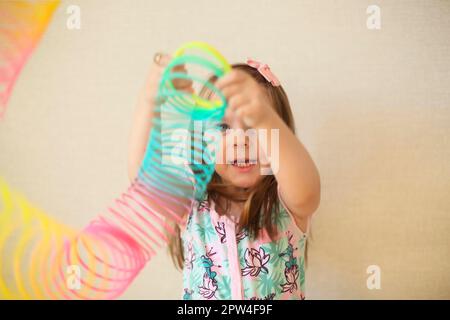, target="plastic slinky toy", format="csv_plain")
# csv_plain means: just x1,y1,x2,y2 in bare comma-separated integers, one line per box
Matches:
0,41,230,299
